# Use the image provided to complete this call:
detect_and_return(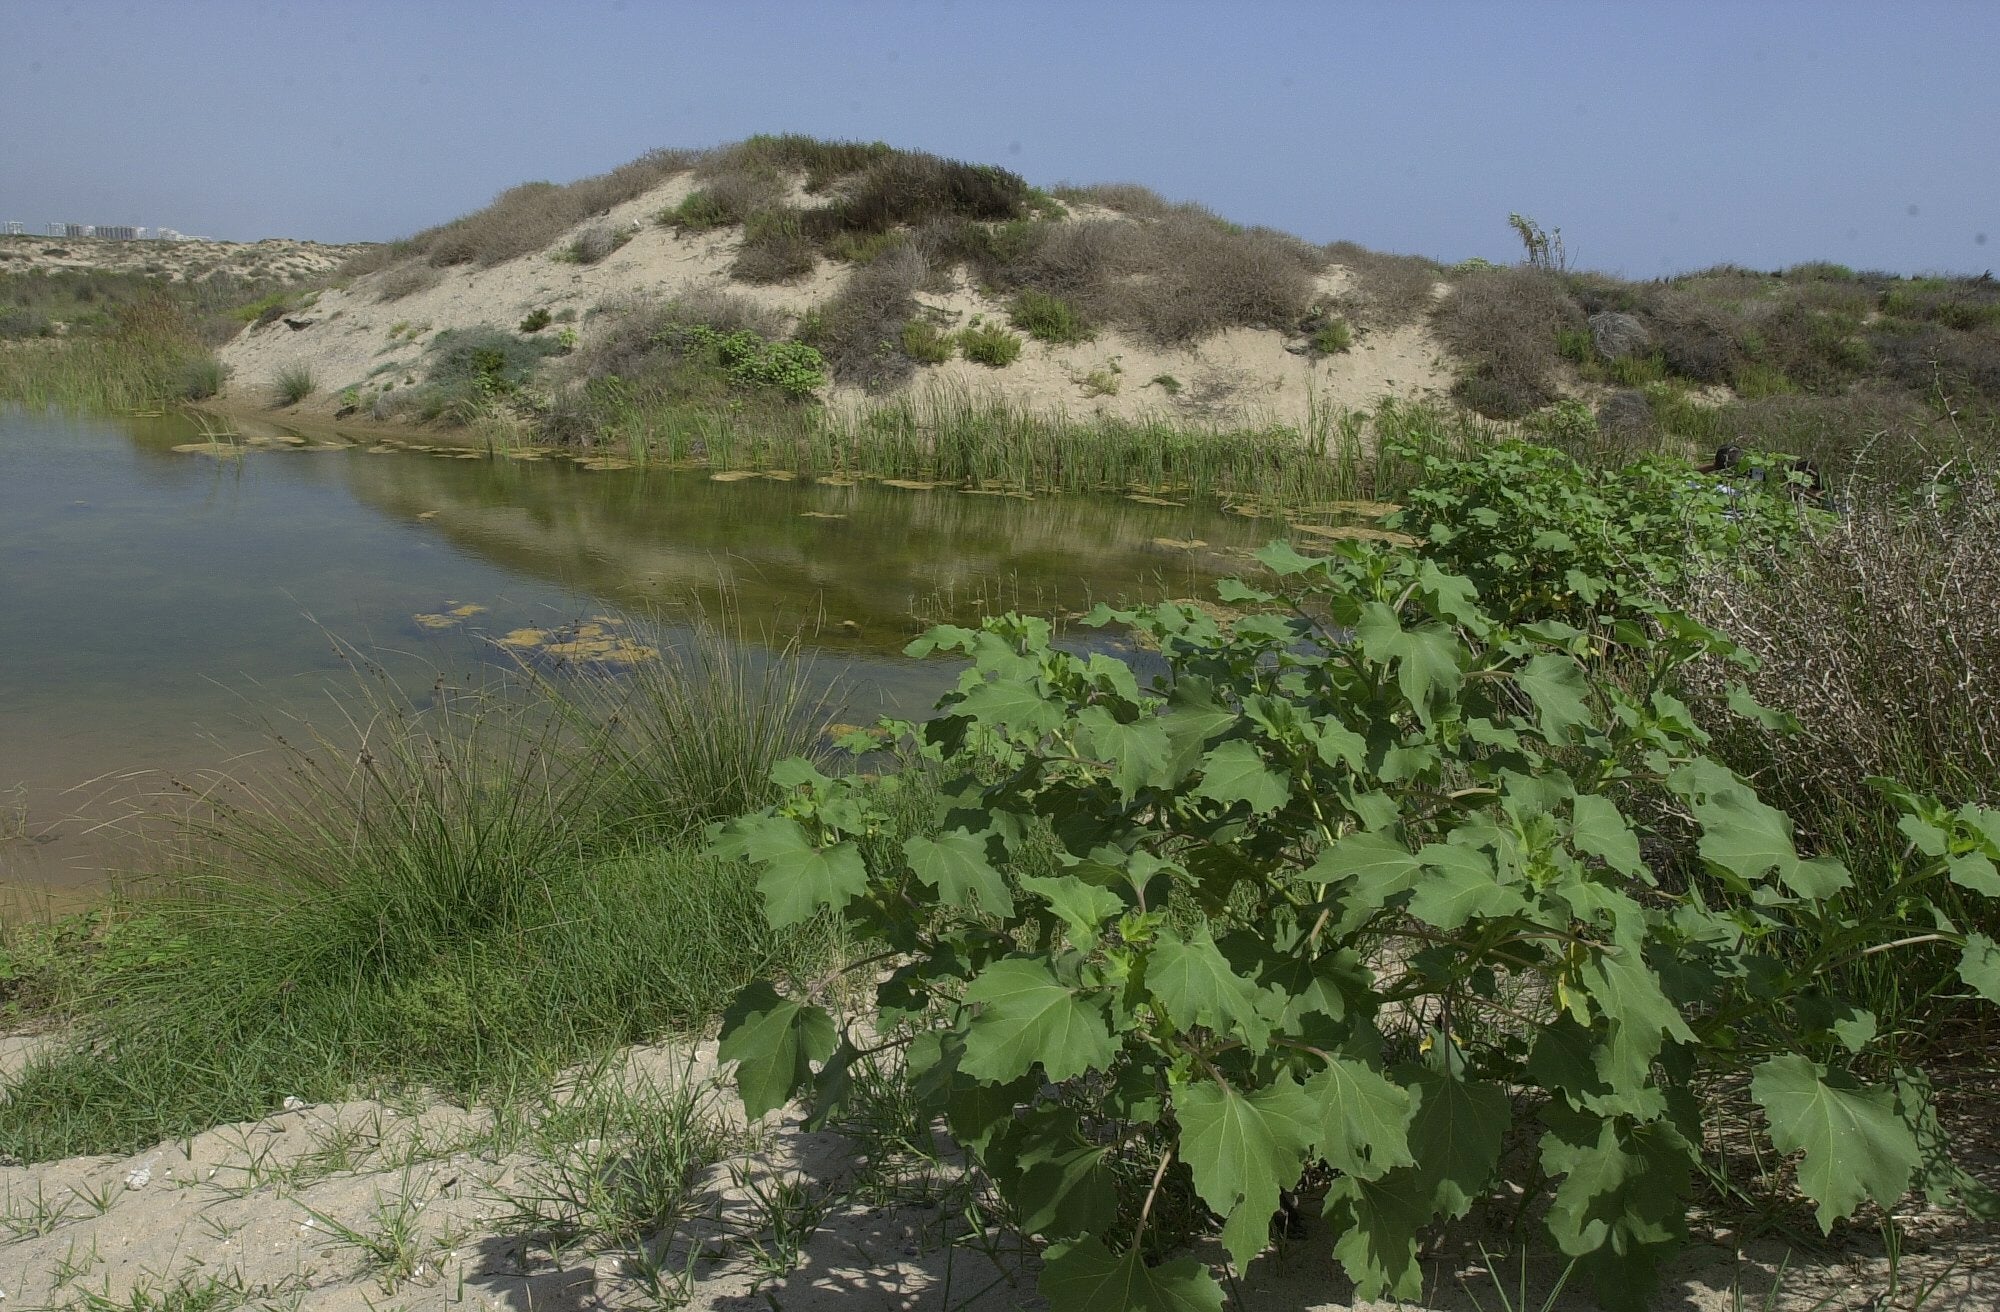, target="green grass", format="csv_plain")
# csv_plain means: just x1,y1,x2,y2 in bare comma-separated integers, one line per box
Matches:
957,322,1023,367
1009,290,1092,344
0,624,843,1162
1311,320,1353,354
0,336,222,410
899,319,951,364
272,362,316,406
